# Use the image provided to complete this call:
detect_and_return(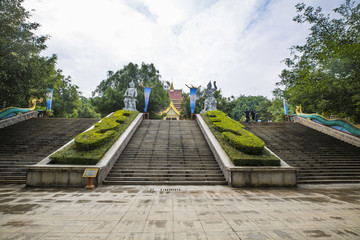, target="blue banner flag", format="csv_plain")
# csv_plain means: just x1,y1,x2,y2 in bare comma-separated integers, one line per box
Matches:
46,88,53,111
190,88,197,114
144,87,151,112
283,99,288,116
